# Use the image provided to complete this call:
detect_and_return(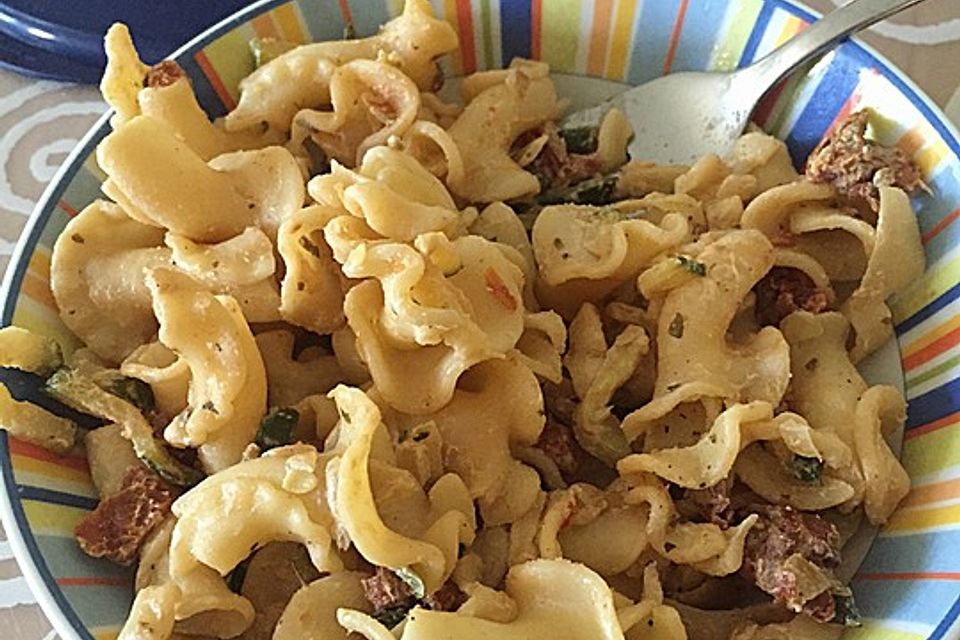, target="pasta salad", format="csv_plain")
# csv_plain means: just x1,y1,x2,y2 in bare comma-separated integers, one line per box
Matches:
0,1,926,639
